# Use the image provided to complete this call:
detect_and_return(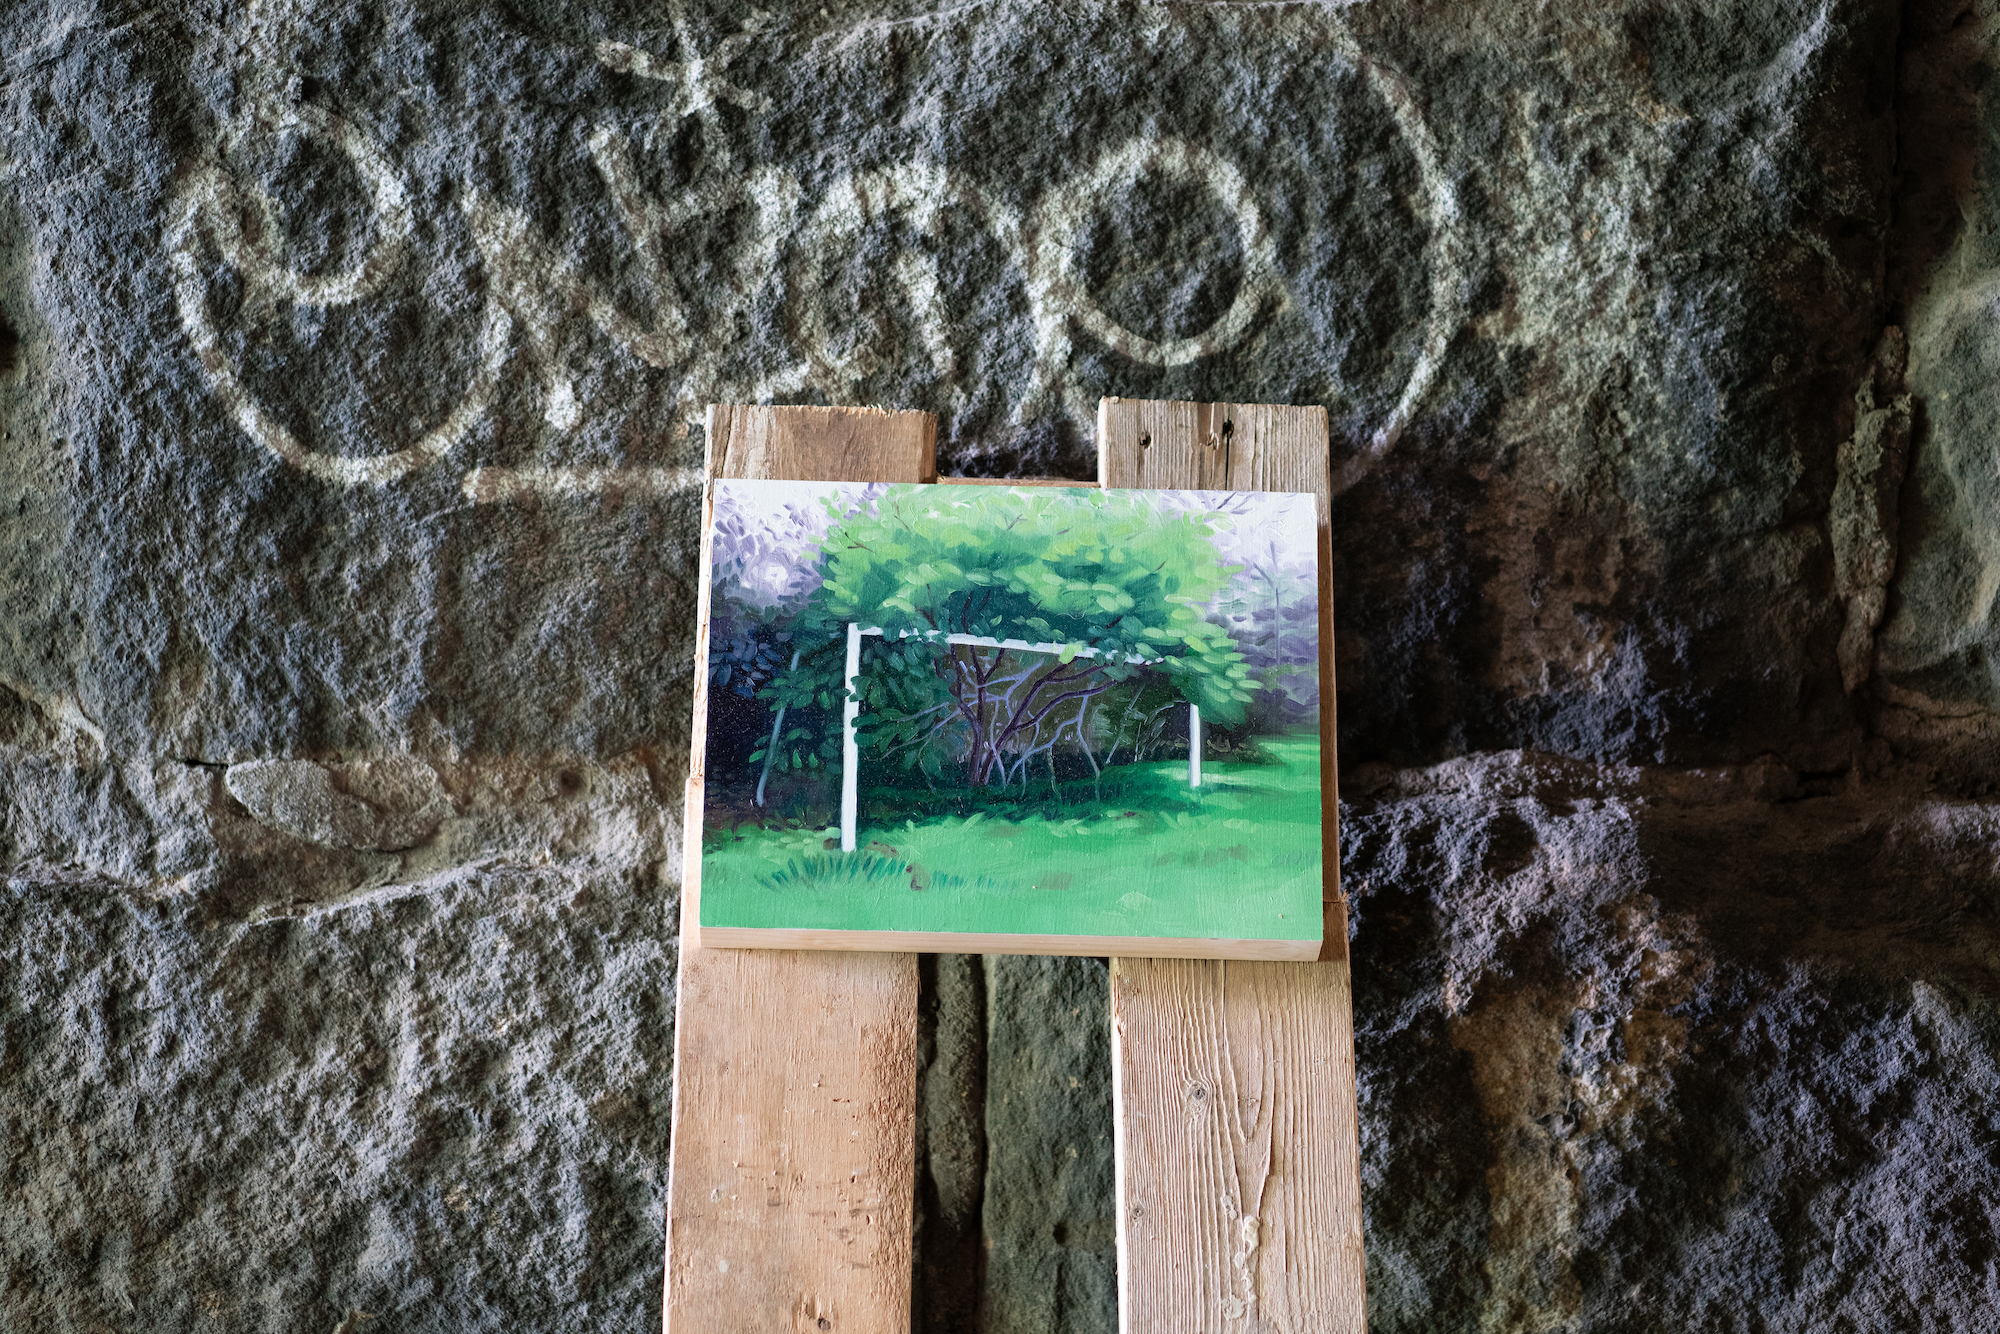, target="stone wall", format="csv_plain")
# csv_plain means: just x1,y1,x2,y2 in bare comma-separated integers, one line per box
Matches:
4,0,1998,1329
